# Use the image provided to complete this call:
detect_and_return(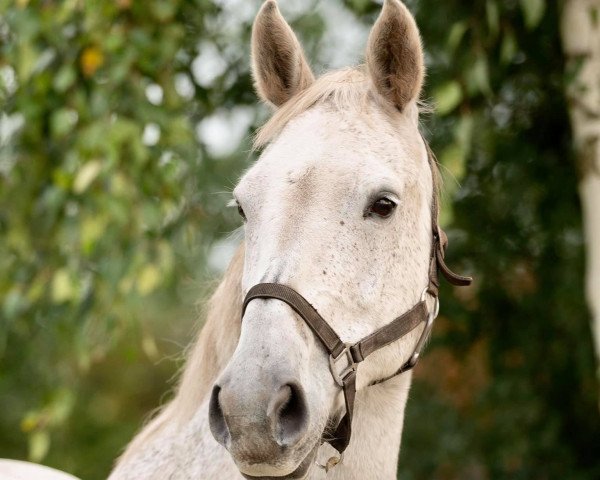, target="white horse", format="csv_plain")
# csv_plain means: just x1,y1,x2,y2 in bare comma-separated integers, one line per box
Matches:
0,460,79,480
110,1,454,478
3,1,469,478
